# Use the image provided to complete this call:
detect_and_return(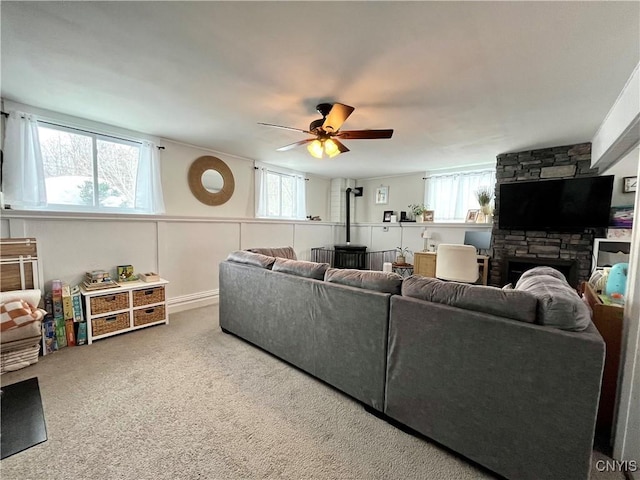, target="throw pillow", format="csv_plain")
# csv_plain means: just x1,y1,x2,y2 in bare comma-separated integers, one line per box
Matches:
226,250,276,269
515,268,591,331
401,276,537,323
324,268,403,294
272,258,329,280
245,246,297,260
0,289,42,308
1,299,45,332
